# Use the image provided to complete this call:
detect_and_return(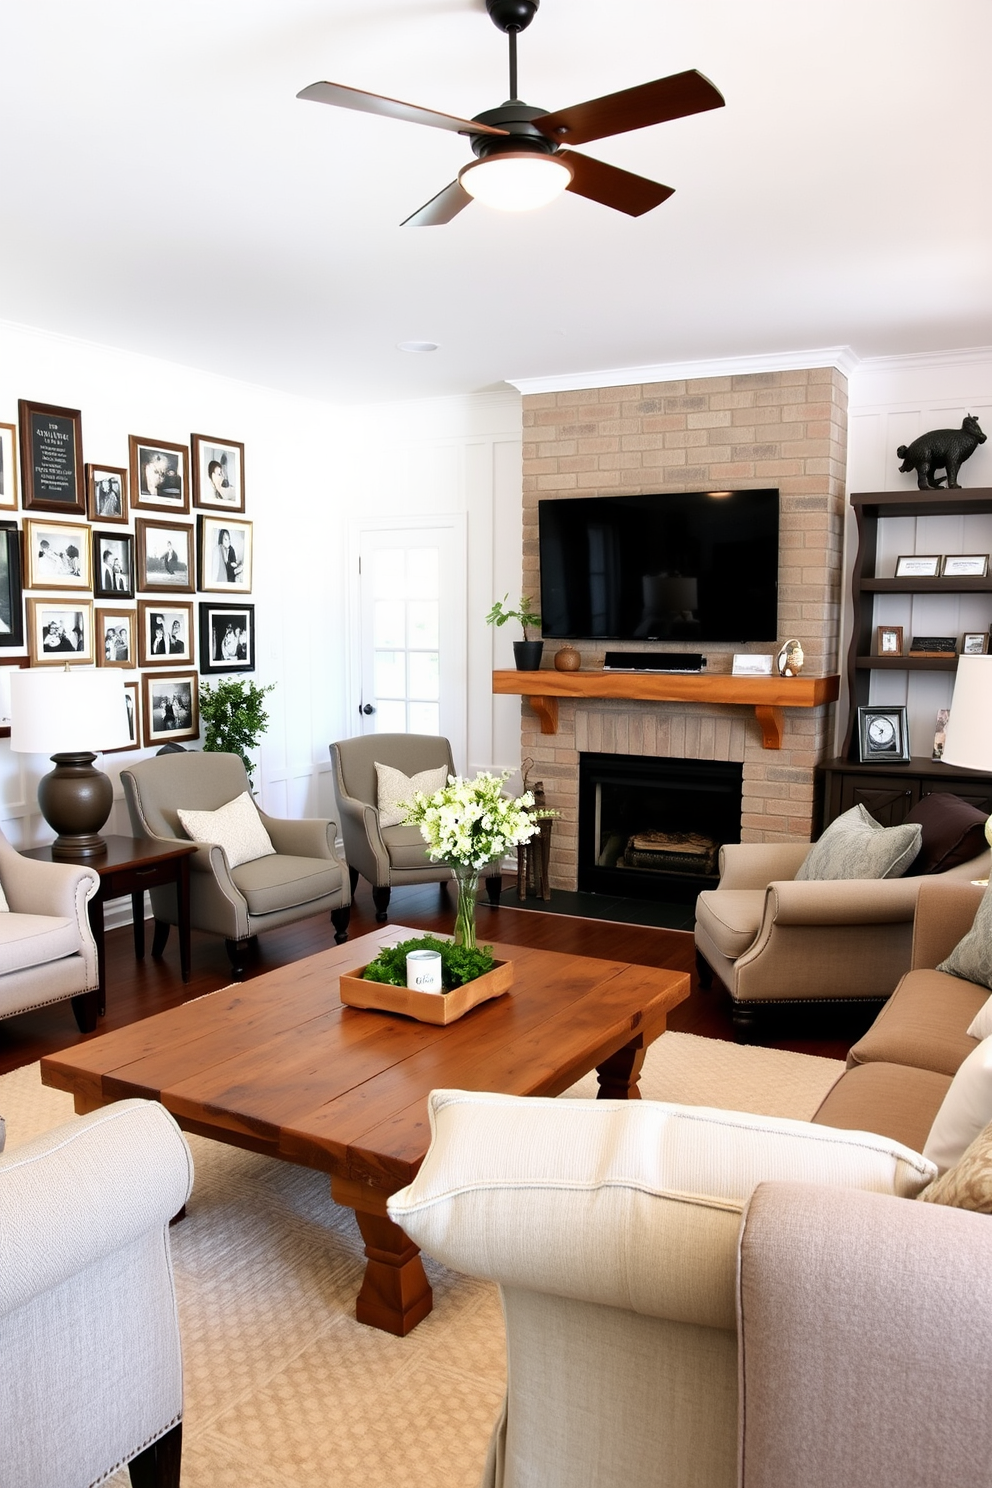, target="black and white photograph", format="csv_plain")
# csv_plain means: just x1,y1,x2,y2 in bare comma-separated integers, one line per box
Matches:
23,518,92,590
0,523,24,648
0,423,18,511
198,514,252,593
199,601,255,673
105,679,141,754
27,598,94,665
192,434,245,513
129,436,189,514
96,607,135,668
142,670,198,746
86,463,129,524
962,631,990,655
138,599,194,667
92,531,135,598
135,518,194,593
